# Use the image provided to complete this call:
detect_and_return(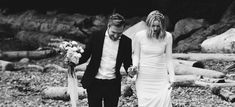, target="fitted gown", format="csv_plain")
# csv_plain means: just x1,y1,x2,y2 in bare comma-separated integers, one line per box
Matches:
135,30,172,107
